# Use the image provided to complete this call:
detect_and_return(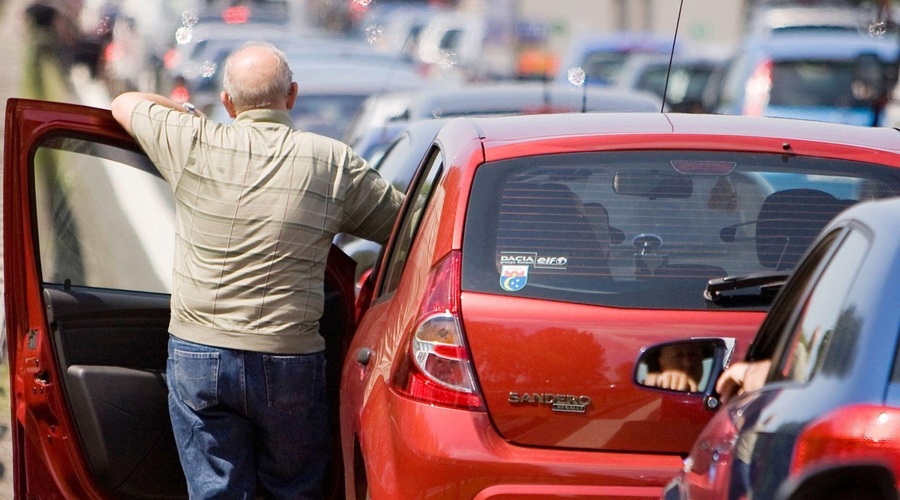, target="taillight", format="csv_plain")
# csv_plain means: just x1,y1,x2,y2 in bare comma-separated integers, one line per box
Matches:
392,251,484,410
743,59,772,116
222,5,250,24
684,404,740,493
792,405,900,484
